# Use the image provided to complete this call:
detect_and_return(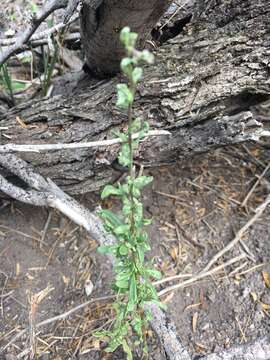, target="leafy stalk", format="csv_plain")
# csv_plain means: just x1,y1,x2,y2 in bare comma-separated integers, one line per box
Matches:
0,63,15,103
95,27,164,359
